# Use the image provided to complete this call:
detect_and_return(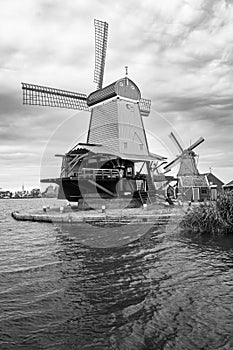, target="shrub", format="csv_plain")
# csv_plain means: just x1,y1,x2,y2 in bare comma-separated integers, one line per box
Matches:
180,191,233,235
